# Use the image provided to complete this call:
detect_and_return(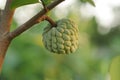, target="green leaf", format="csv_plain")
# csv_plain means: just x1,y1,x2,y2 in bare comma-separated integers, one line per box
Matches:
87,0,95,6
42,0,53,5
11,0,39,9
110,56,120,80
80,0,95,6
